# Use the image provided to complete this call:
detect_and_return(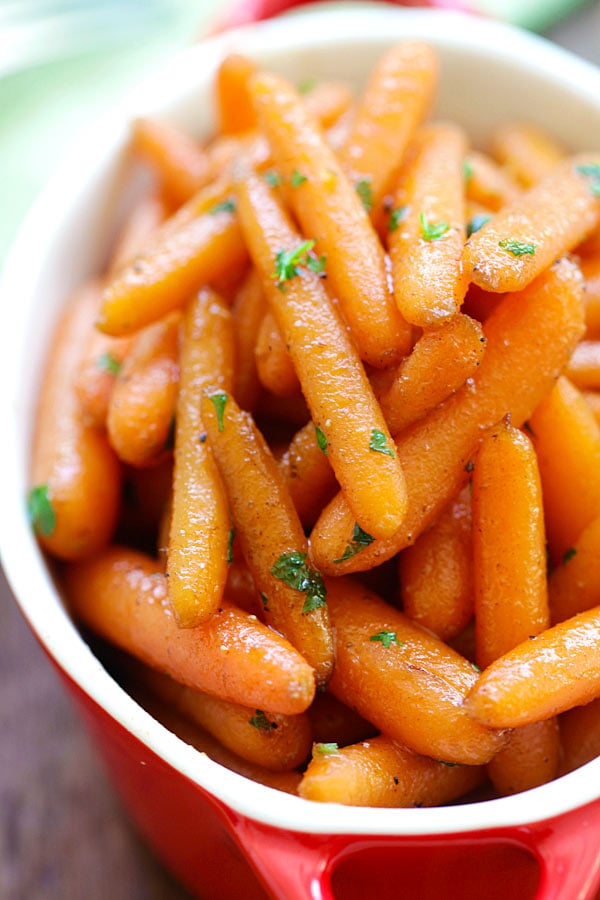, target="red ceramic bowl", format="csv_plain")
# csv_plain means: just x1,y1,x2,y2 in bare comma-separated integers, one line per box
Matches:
2,6,600,899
